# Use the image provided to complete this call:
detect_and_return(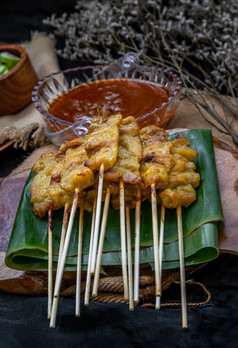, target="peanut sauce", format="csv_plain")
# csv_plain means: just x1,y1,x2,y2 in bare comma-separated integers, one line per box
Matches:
49,78,173,128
